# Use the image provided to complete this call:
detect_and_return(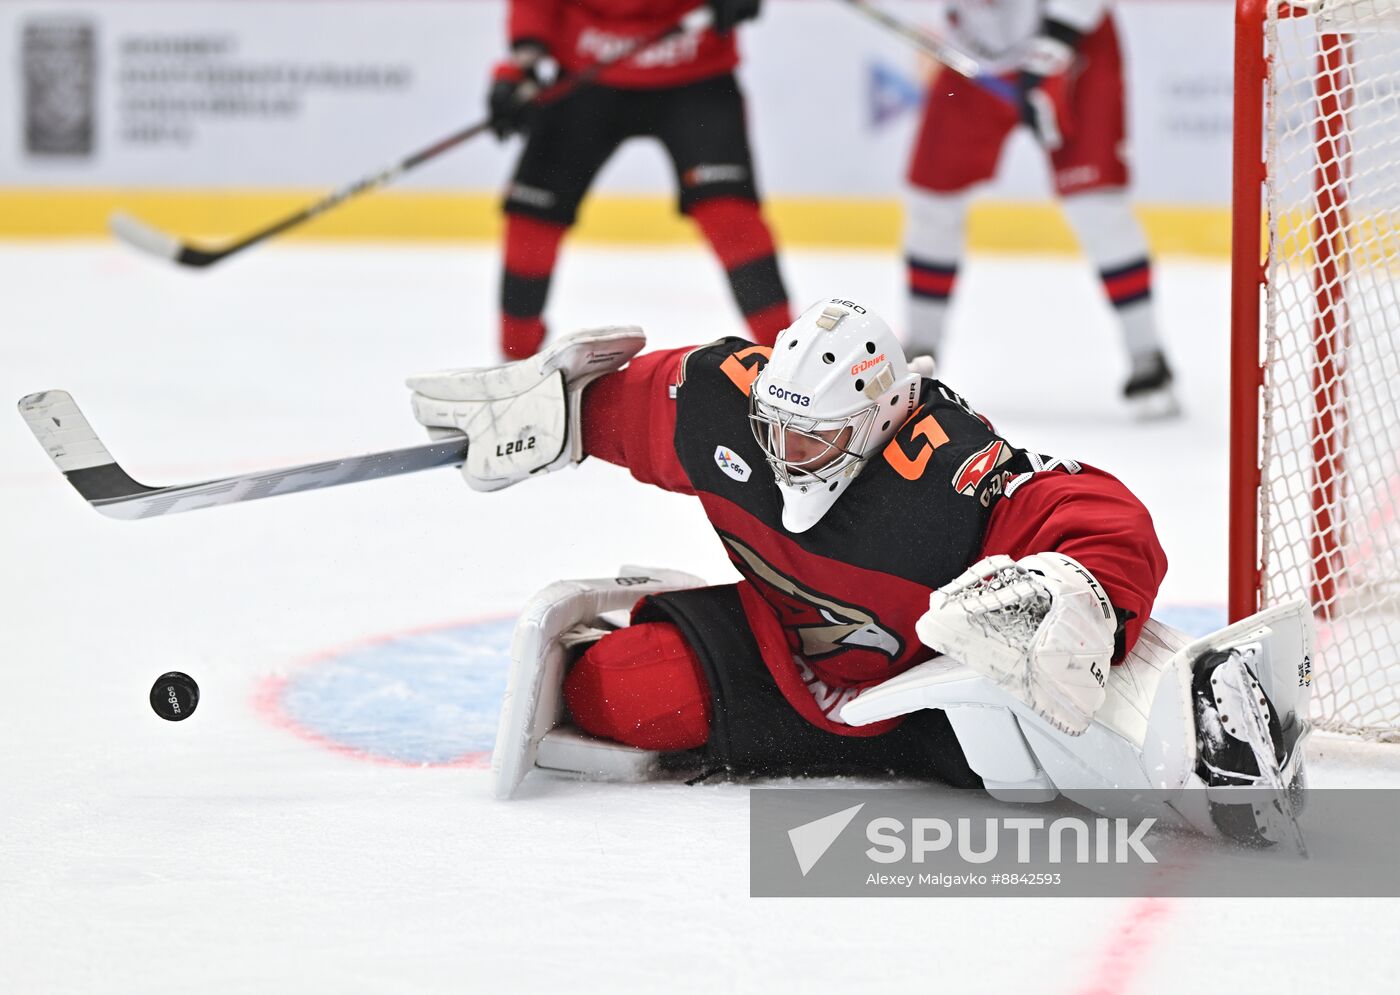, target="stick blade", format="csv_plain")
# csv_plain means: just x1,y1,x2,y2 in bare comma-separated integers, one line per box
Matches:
110,211,223,267
109,211,184,261
17,390,157,515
